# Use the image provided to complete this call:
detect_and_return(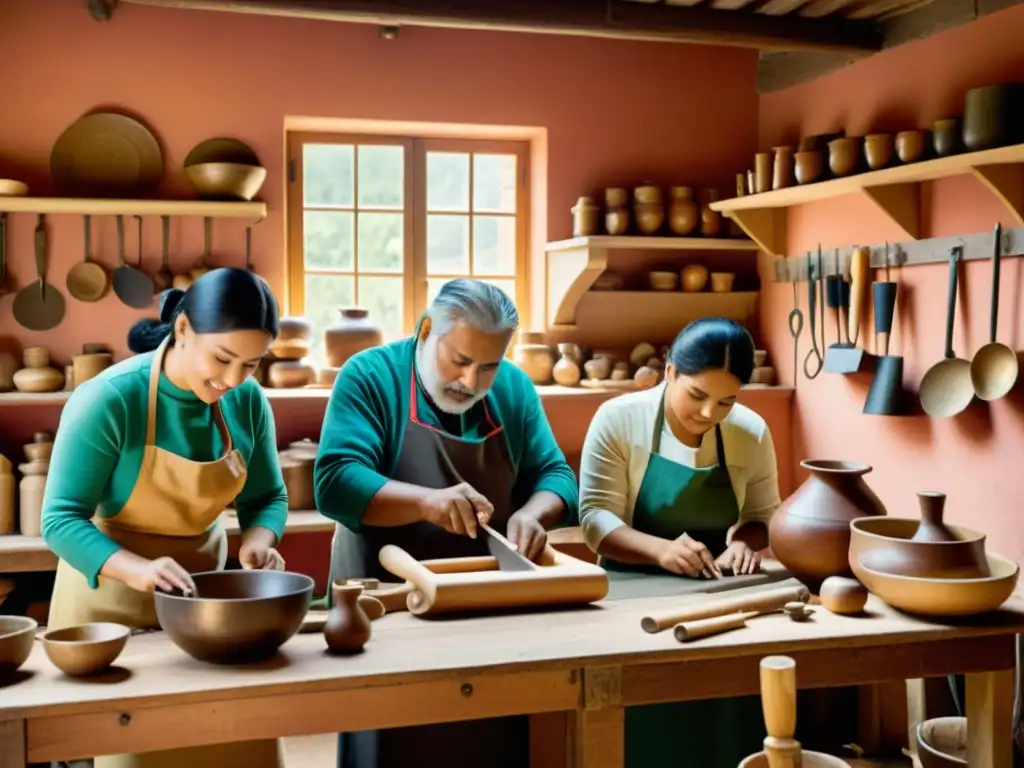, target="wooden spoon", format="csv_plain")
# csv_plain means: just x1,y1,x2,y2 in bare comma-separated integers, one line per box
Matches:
190,216,213,282
65,214,109,302
154,215,173,293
